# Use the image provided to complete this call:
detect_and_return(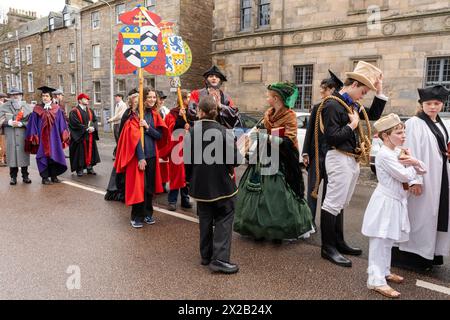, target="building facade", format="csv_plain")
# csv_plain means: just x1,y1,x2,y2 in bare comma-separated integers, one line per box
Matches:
80,0,213,123
212,0,450,115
